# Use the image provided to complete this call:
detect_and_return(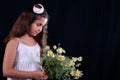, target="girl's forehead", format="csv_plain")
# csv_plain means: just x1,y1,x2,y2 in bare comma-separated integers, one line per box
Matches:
34,17,48,24
36,17,48,21
36,16,47,19
36,16,48,21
